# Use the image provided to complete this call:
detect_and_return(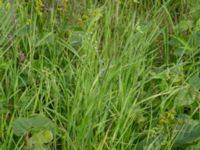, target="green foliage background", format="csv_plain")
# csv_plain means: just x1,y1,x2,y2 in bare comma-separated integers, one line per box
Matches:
0,0,200,149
